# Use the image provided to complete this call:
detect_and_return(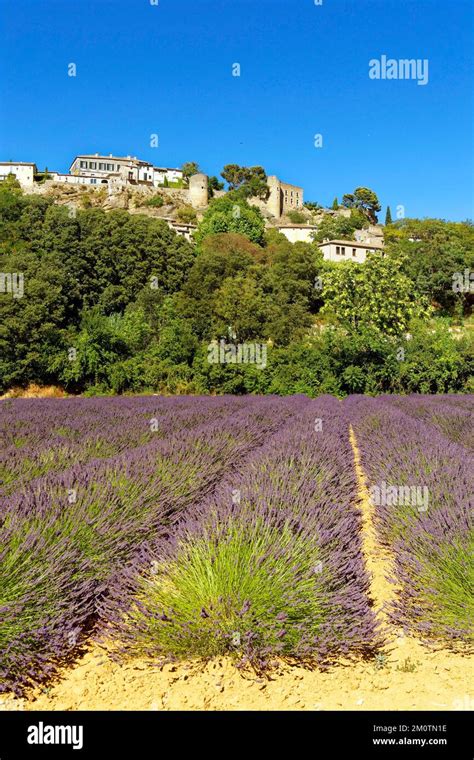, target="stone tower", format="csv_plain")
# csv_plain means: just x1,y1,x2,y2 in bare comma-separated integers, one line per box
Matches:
189,173,209,208
266,175,283,218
